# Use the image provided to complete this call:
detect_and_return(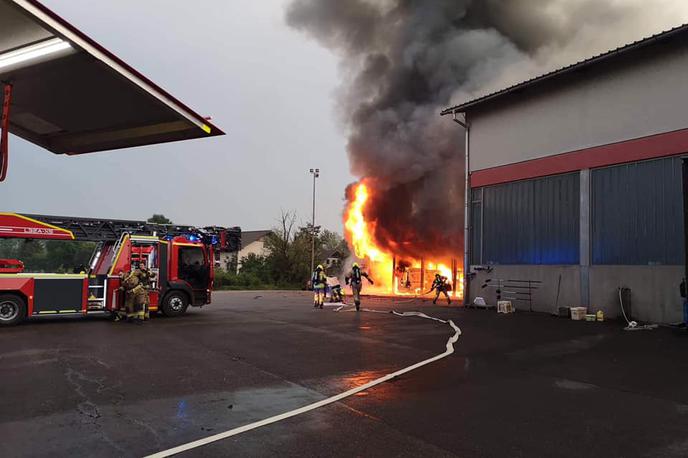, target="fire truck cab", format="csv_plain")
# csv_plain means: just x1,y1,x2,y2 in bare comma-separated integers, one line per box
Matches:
0,213,240,326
